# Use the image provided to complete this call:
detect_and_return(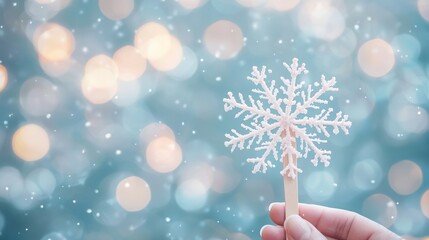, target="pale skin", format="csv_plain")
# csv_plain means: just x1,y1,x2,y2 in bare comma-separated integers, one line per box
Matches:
261,203,401,240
